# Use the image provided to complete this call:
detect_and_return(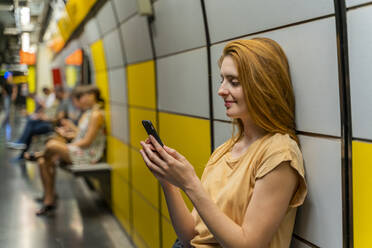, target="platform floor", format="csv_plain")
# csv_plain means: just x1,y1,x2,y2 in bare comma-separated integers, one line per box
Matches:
0,110,134,248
